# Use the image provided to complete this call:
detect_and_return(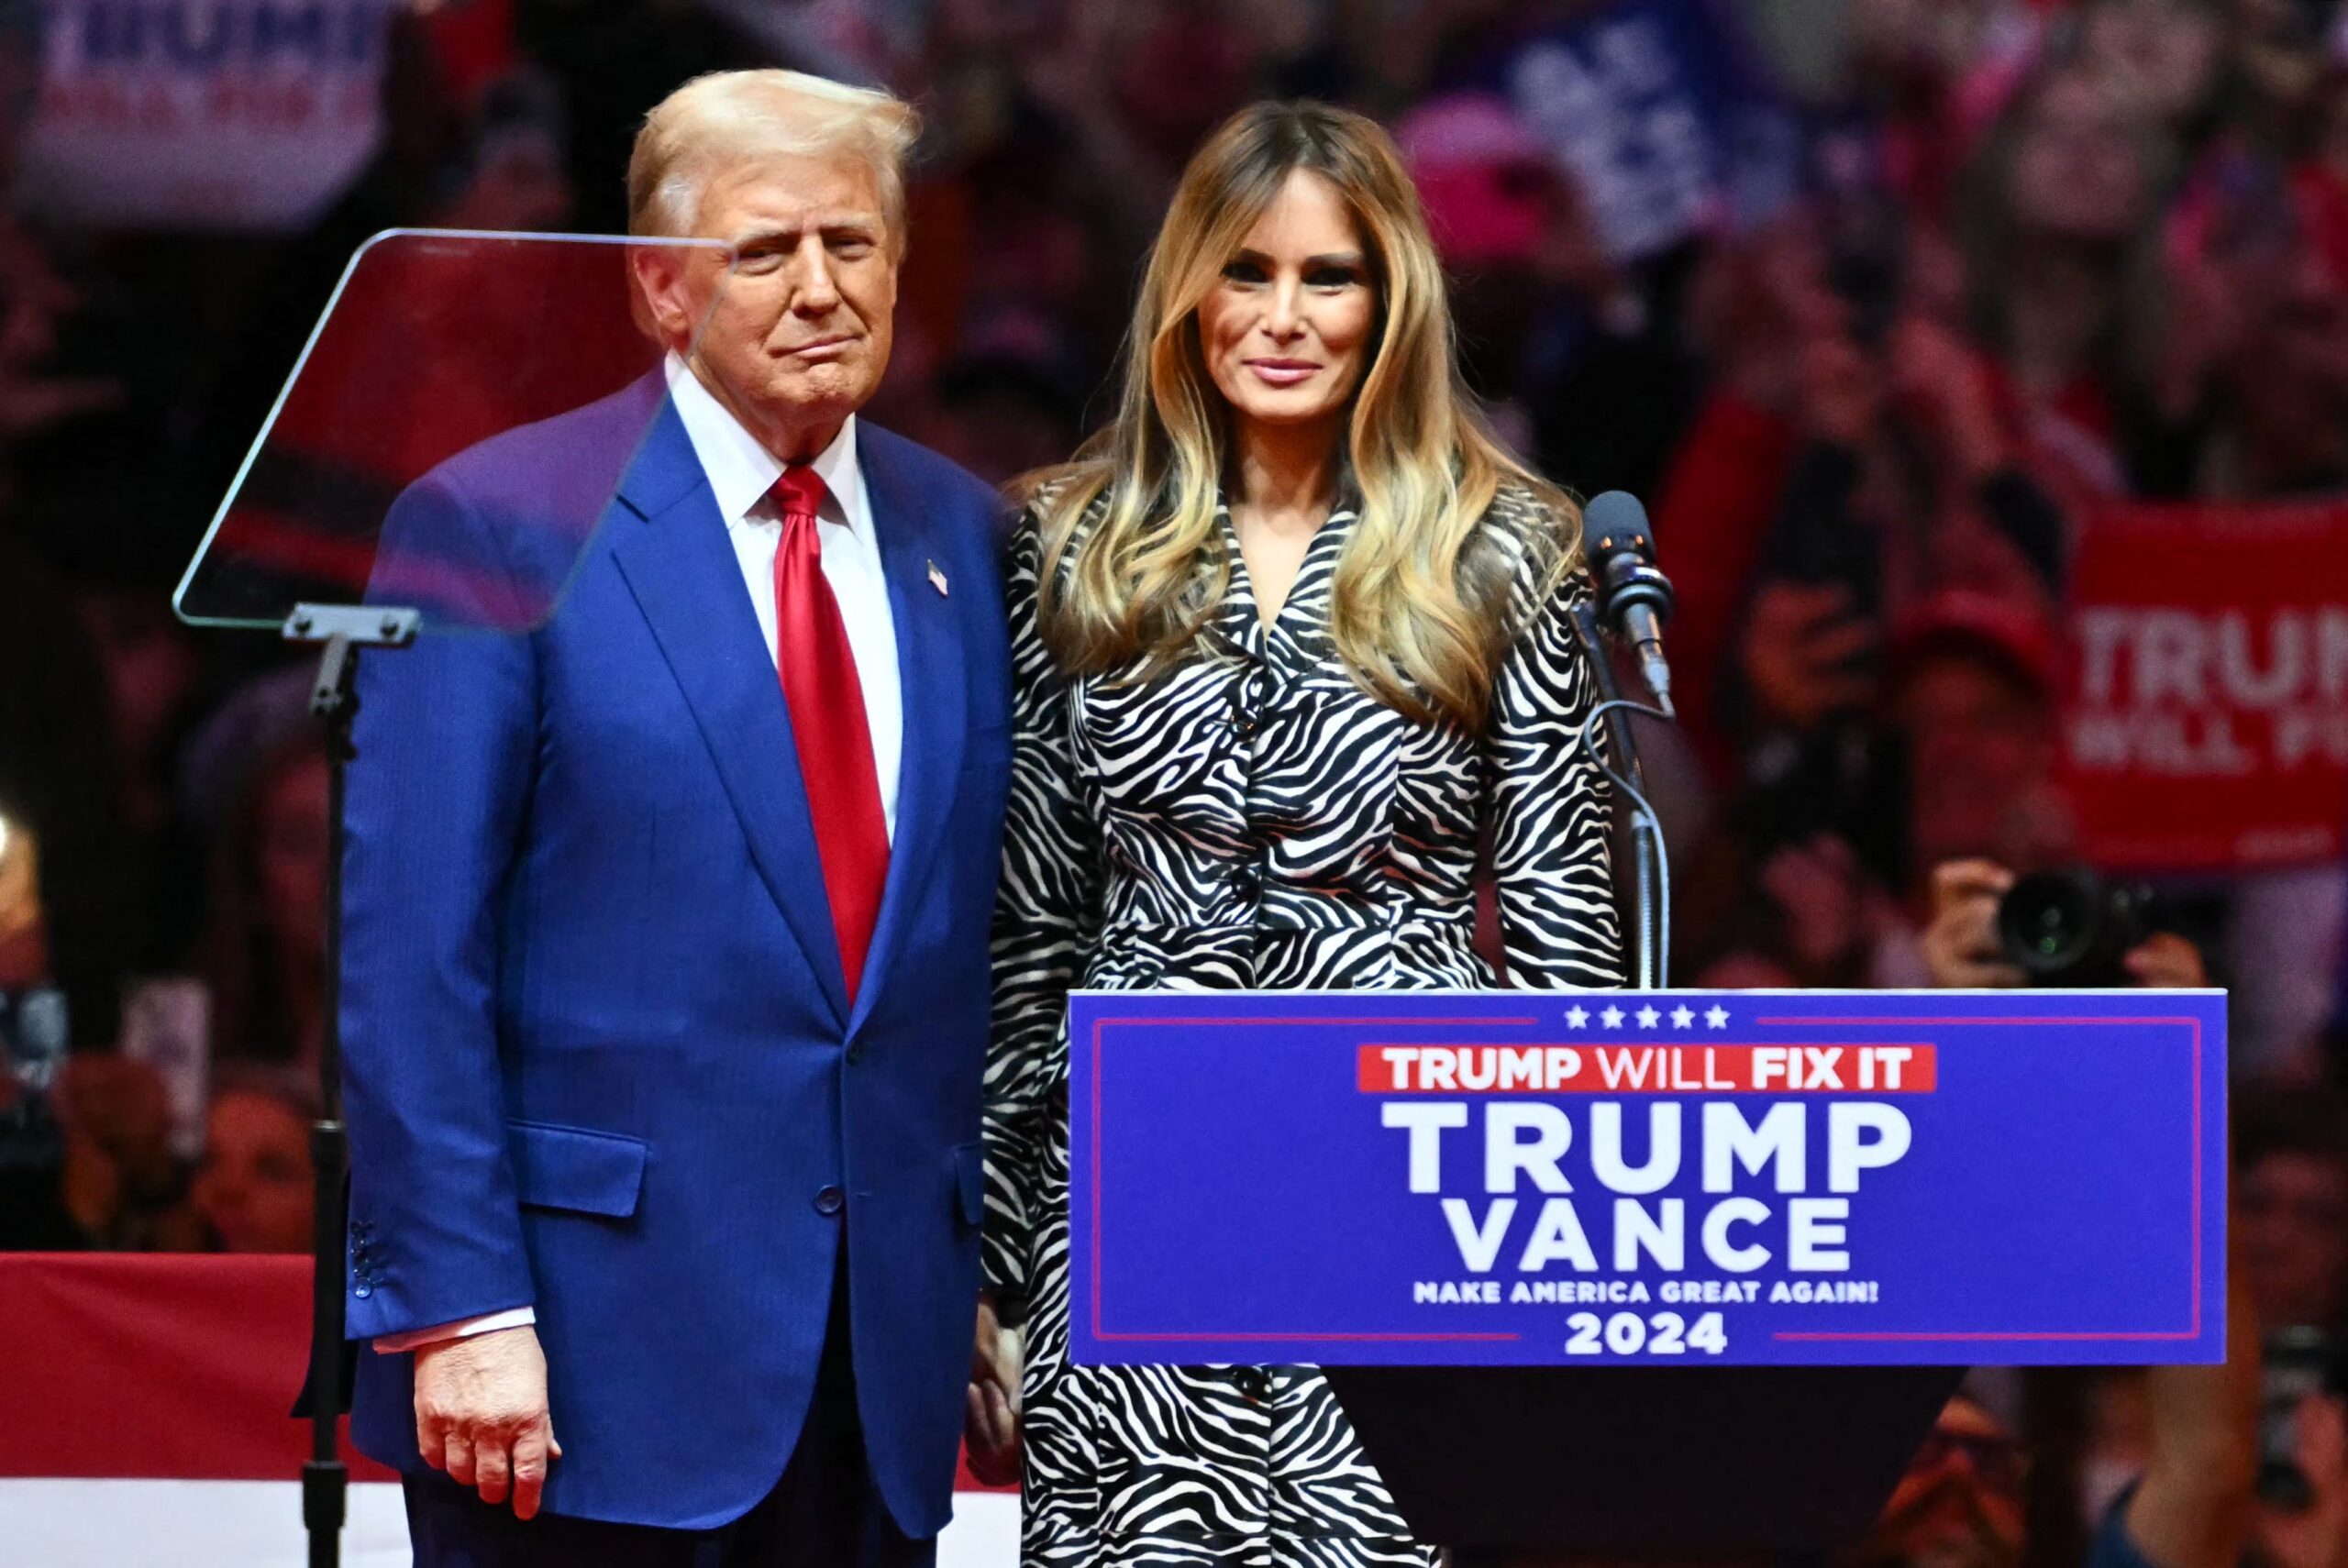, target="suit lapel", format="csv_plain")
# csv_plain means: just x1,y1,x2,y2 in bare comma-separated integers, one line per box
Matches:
609,399,851,1027
850,436,965,1034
